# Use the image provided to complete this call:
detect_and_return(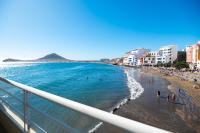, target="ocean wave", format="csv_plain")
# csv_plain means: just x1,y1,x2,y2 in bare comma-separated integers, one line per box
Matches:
125,69,144,100
2,95,8,98
88,122,103,133
0,62,37,69
88,68,144,133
